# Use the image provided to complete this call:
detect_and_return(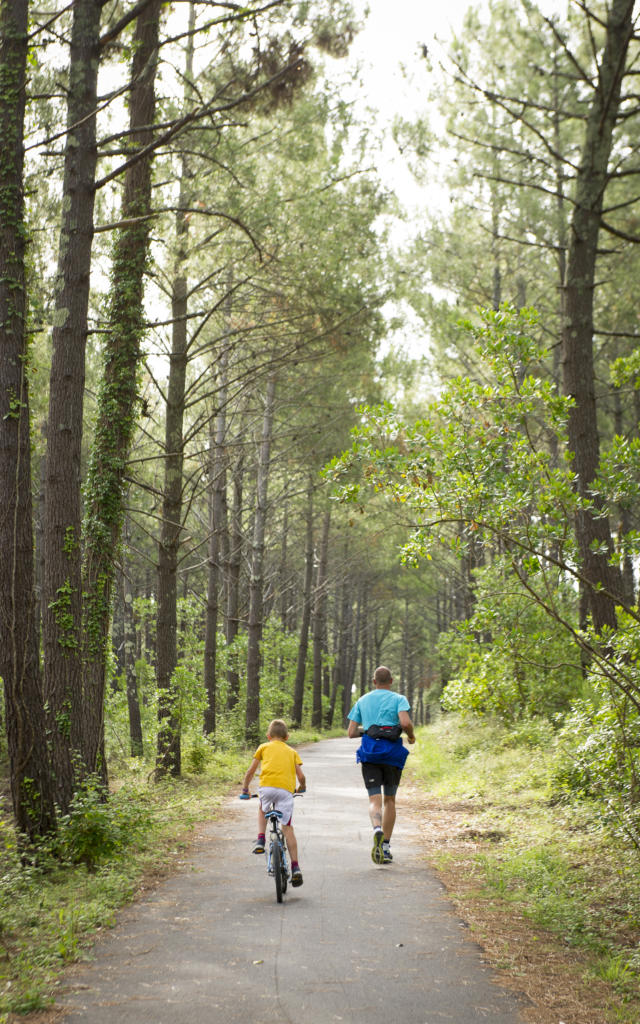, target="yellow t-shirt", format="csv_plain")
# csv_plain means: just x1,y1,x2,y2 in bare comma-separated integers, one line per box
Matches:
254,739,302,793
